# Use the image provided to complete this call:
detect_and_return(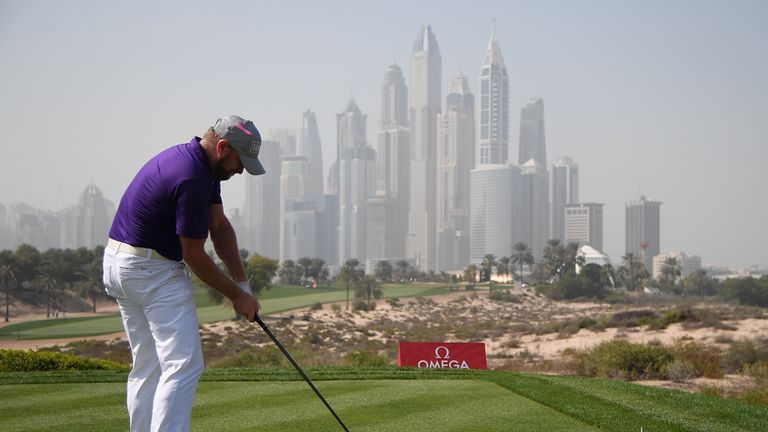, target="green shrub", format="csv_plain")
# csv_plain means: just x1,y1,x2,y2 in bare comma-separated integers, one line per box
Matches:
665,359,696,382
343,350,390,367
490,290,521,303
738,384,768,406
0,349,128,372
309,302,323,311
723,338,768,373
608,310,657,328
207,346,287,368
671,340,724,378
578,339,674,380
